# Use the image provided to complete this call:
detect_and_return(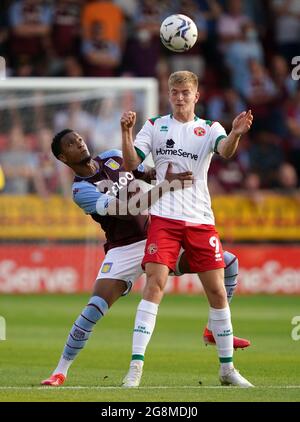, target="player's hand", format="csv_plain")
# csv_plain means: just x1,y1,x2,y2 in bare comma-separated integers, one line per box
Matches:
165,163,194,188
232,110,253,136
121,111,136,130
